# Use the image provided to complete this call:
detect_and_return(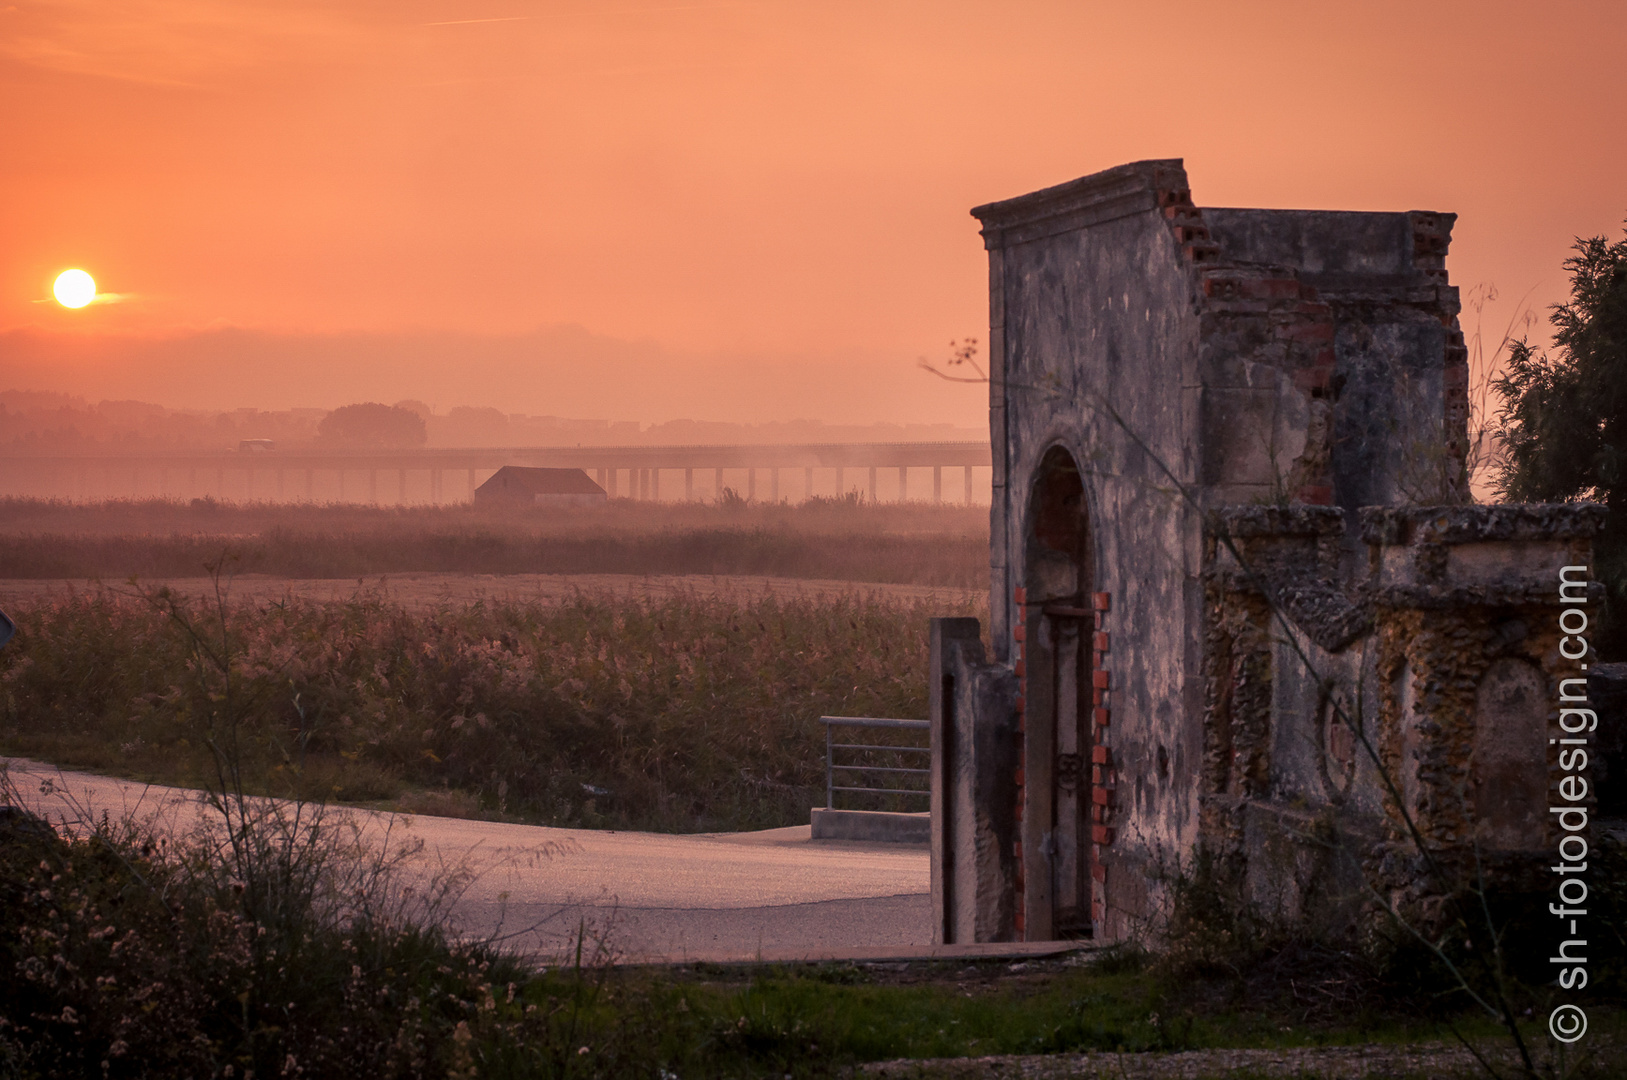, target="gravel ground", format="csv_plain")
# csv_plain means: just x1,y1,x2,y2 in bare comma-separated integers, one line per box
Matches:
861,1039,1609,1078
